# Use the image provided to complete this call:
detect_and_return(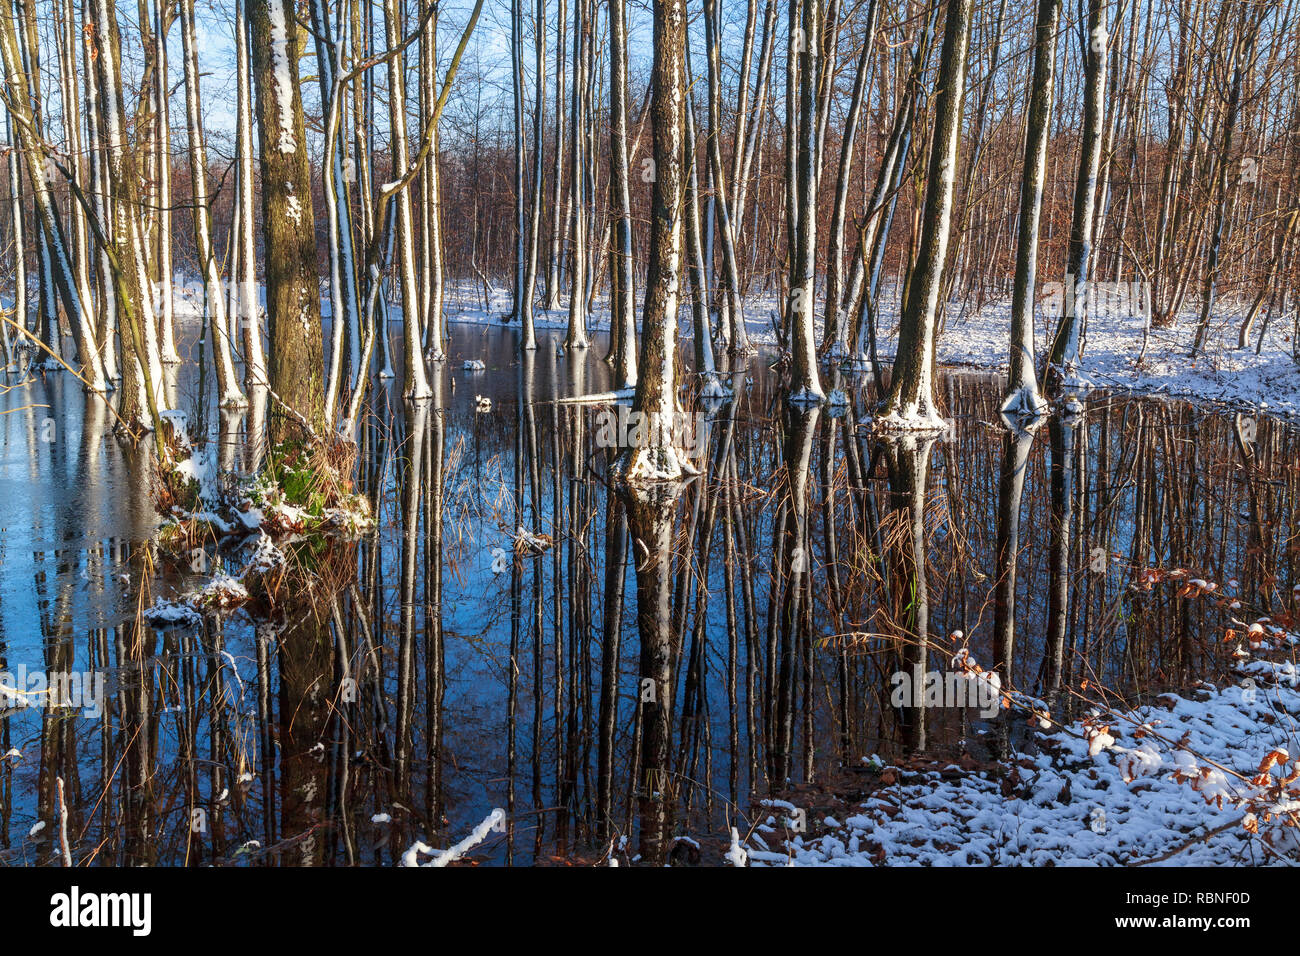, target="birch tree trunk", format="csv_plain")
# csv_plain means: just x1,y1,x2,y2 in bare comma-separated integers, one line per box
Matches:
19,0,58,366
788,0,824,402
1,0,105,392
704,0,746,358
520,0,546,350
236,0,268,387
154,0,179,365
510,0,527,326
81,11,118,382
381,0,432,398
606,0,636,384
683,59,717,380
544,0,567,311
89,0,165,428
57,0,102,383
564,0,591,349
180,0,246,408
823,0,877,354
3,105,26,348
423,13,449,364
310,0,362,415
